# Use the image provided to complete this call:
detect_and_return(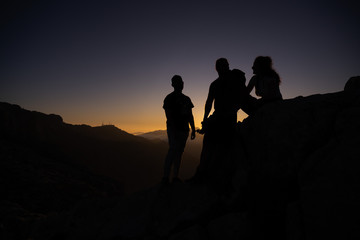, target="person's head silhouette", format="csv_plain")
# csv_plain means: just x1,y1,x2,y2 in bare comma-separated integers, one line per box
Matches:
171,75,184,92
215,58,230,76
252,56,273,75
